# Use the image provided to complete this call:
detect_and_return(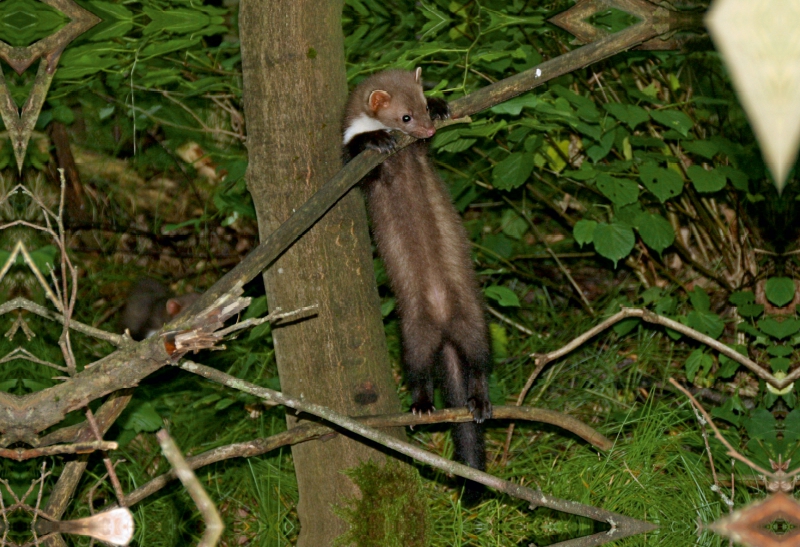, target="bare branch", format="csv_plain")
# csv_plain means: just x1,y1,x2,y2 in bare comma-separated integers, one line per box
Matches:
156,430,223,547
173,360,652,535
124,405,611,506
